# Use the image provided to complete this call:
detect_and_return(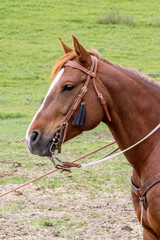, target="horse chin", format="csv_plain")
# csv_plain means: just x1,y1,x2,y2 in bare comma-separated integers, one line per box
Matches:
40,138,57,157
27,137,53,157
41,142,53,157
